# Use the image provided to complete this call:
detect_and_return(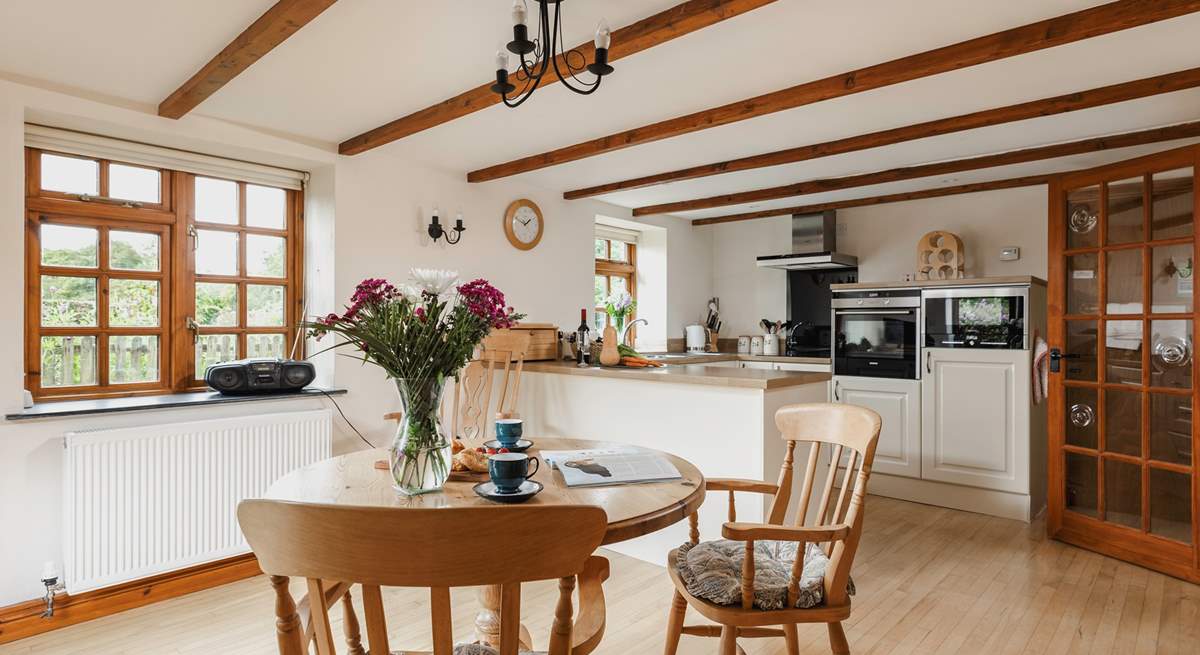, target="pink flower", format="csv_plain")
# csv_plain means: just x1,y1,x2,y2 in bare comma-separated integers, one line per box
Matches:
350,278,400,307
458,278,519,329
